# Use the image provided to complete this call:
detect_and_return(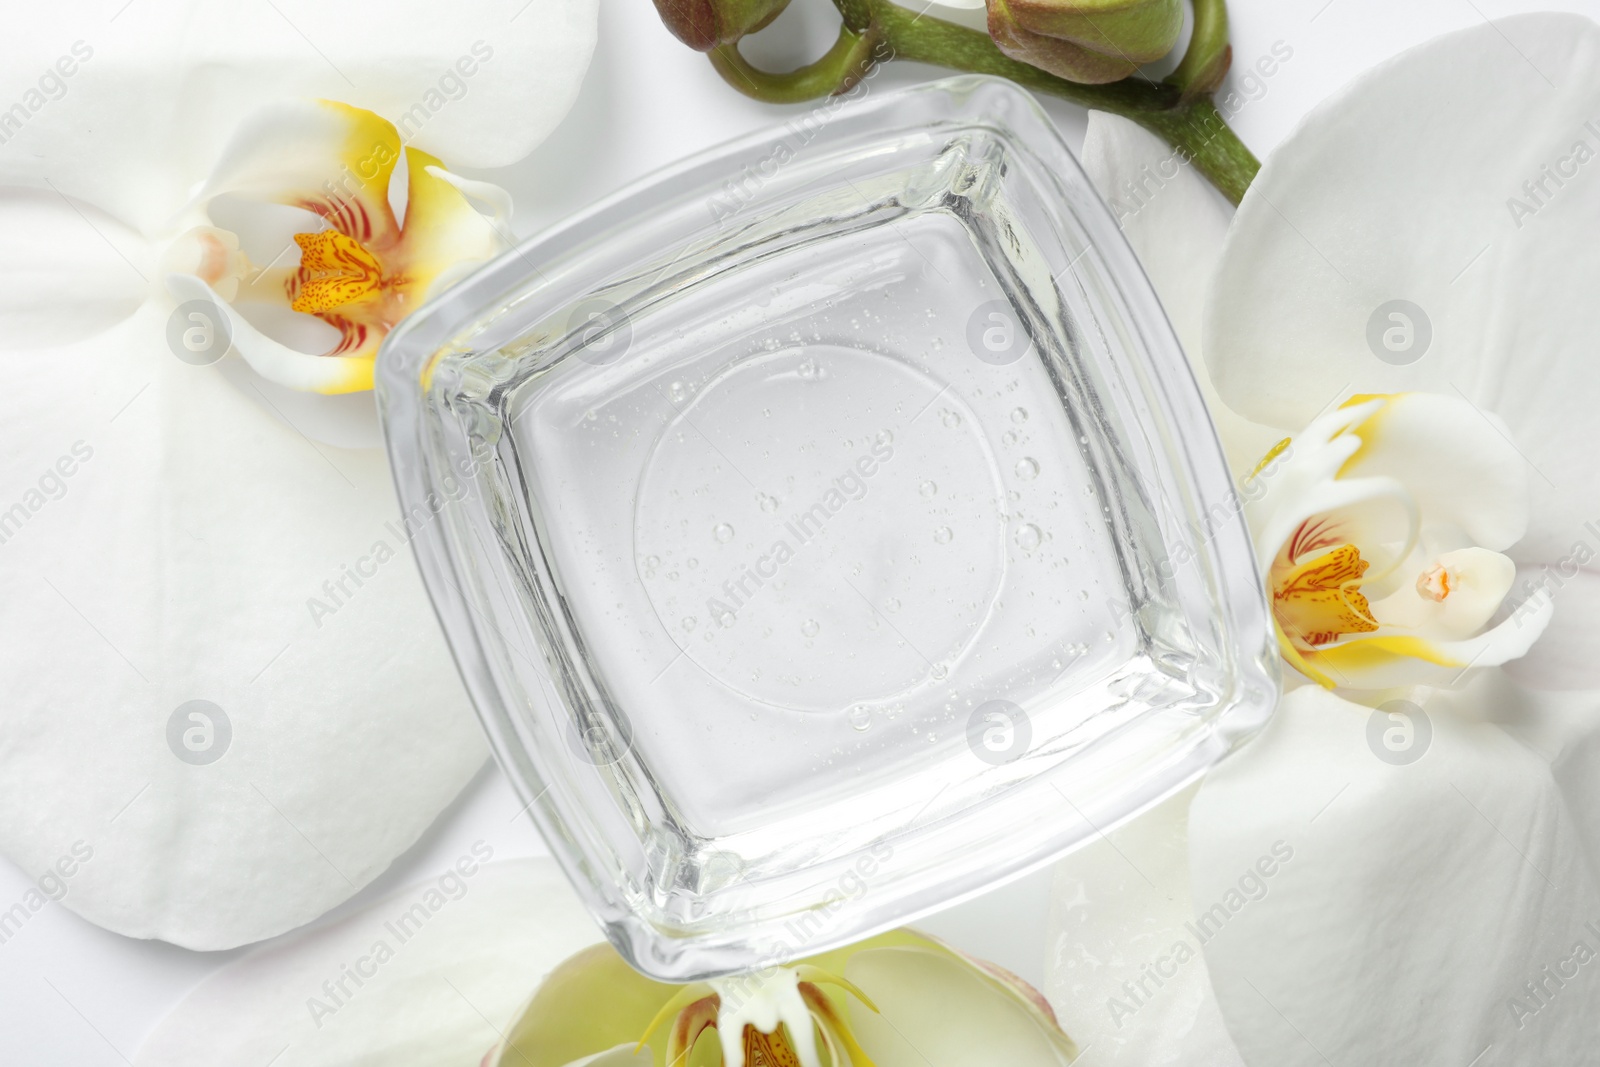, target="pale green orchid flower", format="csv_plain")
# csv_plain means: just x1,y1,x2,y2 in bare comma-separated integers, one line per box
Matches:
485,930,1078,1067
